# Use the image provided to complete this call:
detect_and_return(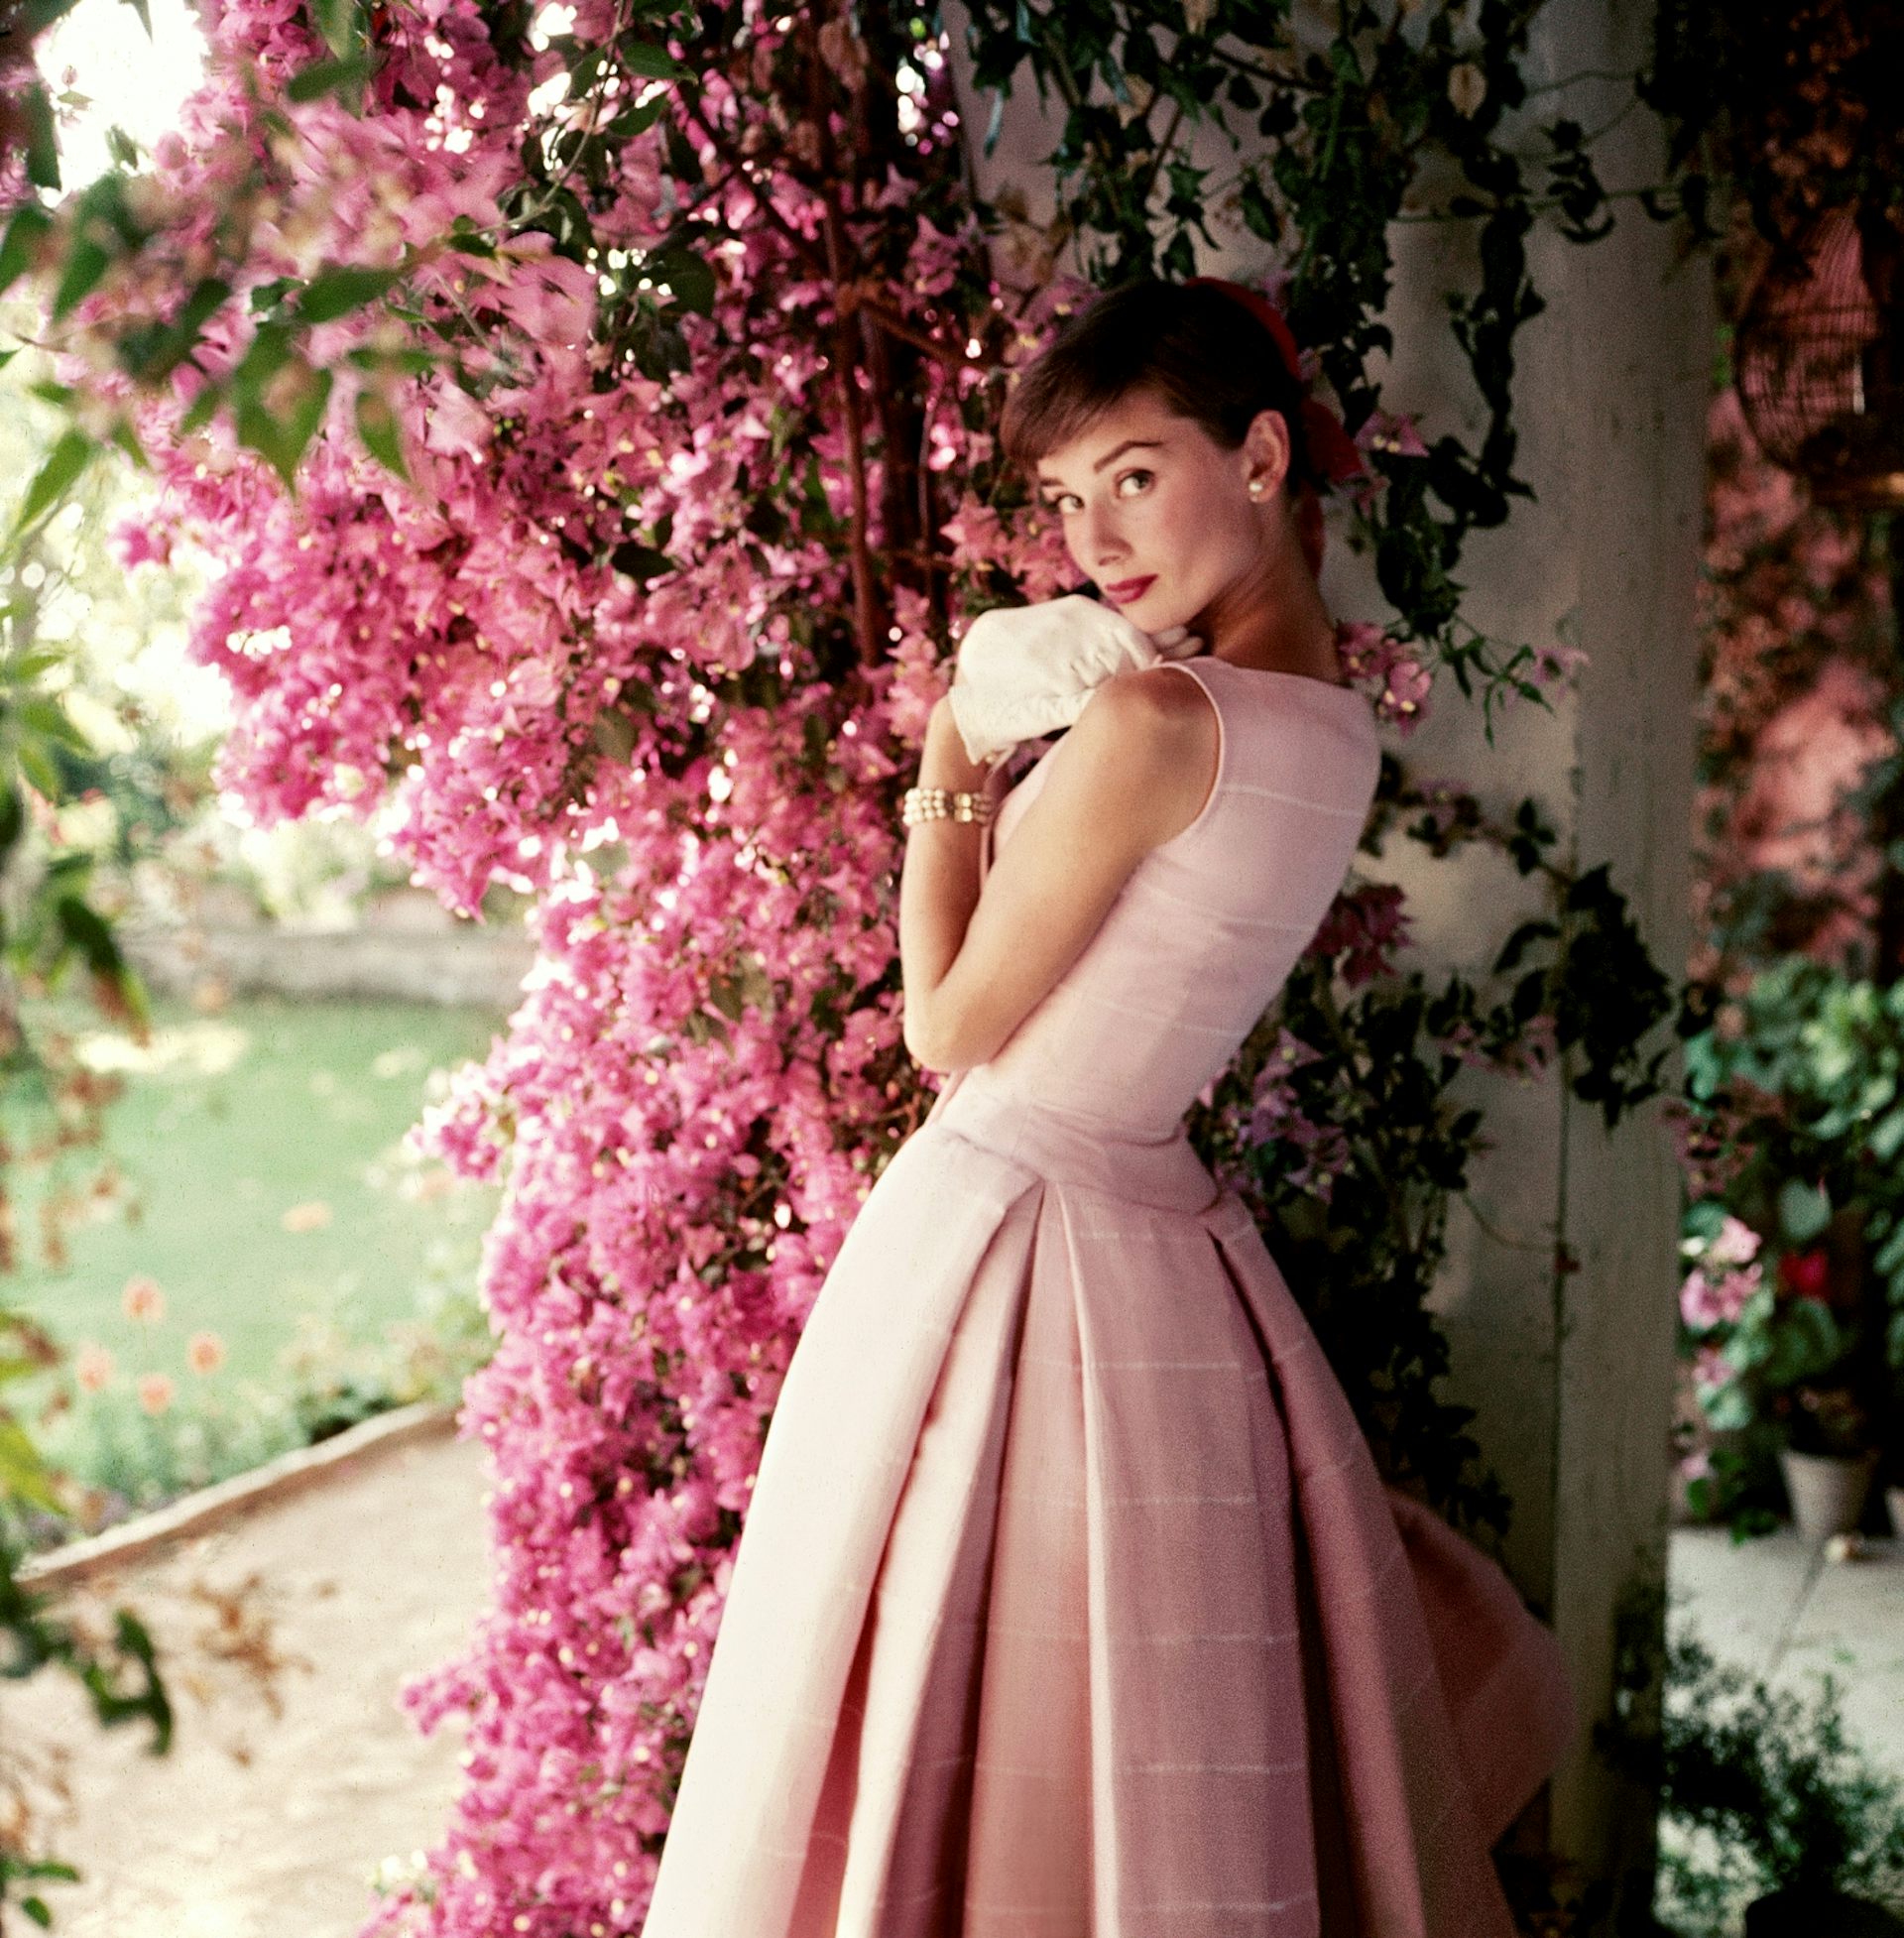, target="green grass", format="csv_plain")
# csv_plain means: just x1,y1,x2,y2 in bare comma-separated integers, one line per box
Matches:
6,989,507,1393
